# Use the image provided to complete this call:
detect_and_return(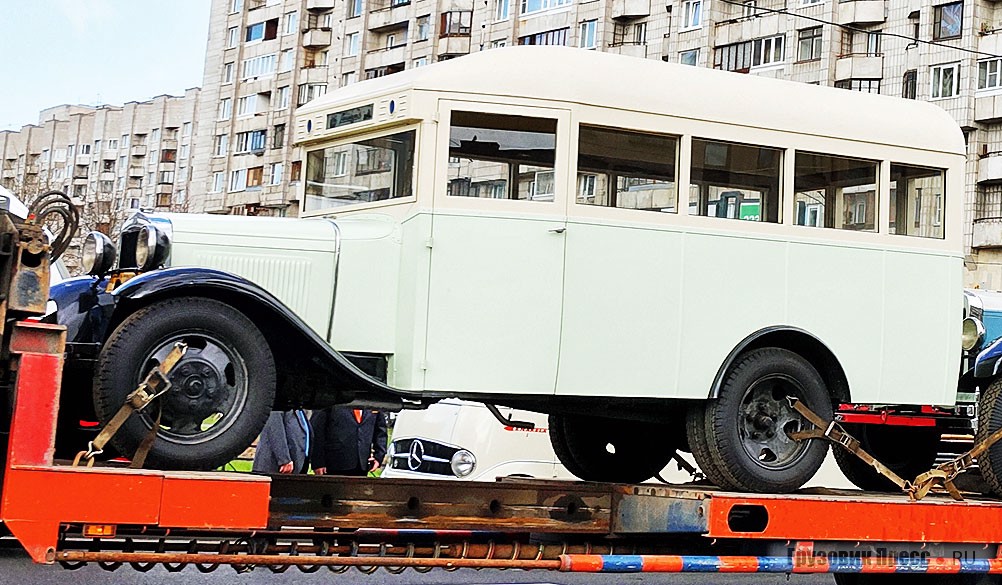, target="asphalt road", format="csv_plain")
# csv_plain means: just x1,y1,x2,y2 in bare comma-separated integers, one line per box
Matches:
0,546,841,585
